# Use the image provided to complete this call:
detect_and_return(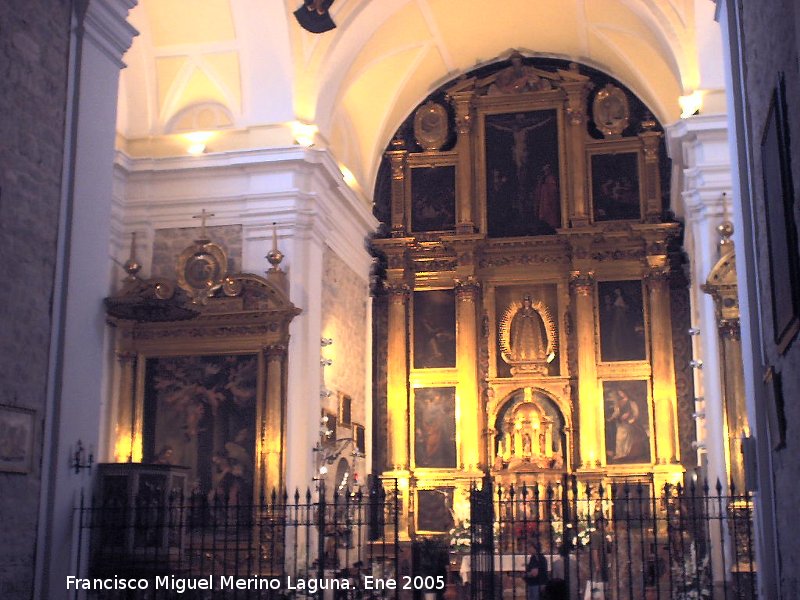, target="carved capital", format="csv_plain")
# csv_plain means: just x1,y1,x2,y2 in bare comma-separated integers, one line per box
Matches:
450,91,475,135
569,270,595,296
385,283,410,305
455,277,481,302
264,344,287,361
645,265,671,284
116,351,137,364
719,318,741,340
